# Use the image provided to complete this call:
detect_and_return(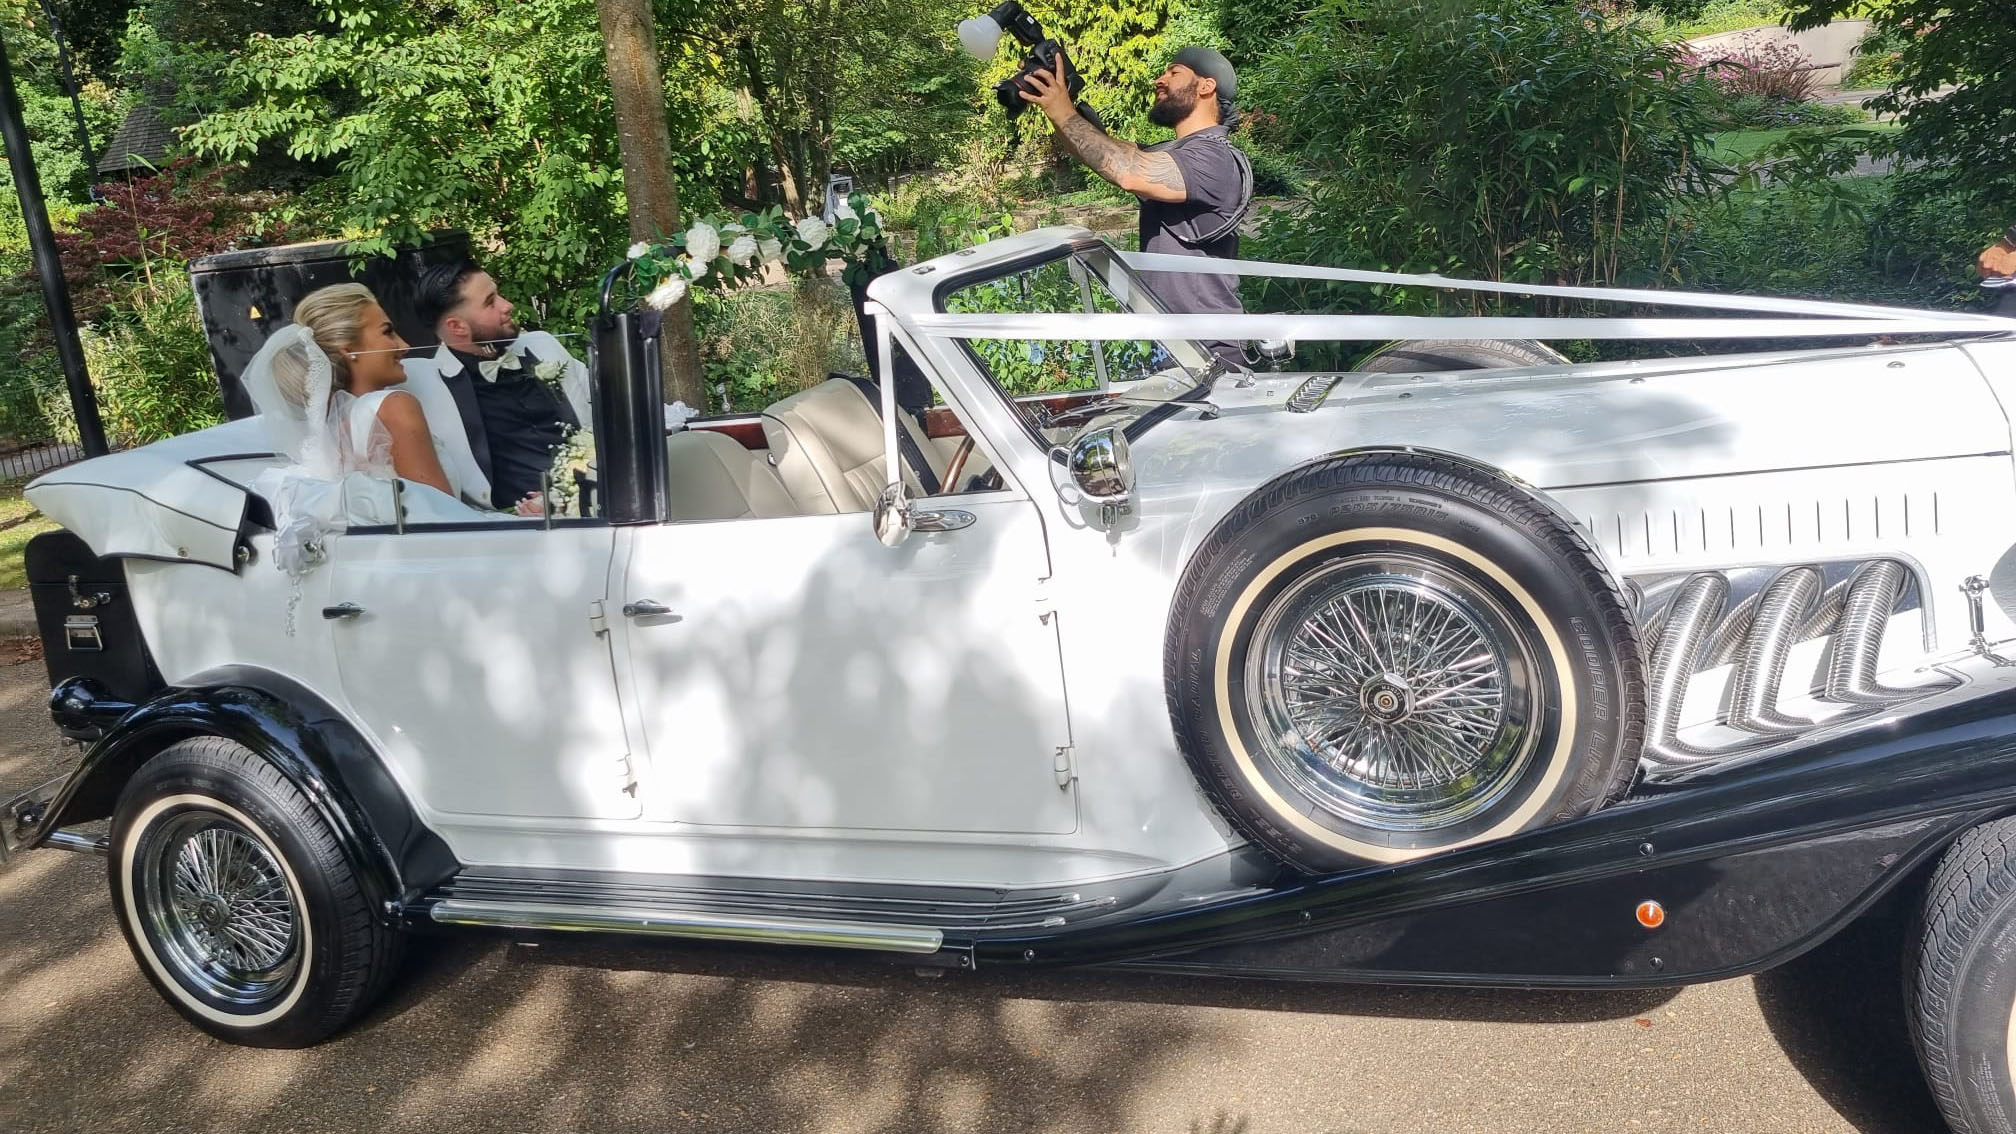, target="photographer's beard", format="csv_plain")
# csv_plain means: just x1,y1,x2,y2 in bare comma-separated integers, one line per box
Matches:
1148,79,1199,128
